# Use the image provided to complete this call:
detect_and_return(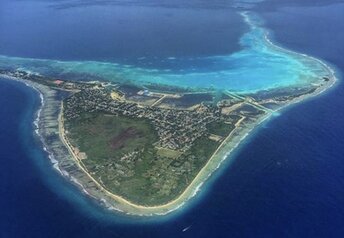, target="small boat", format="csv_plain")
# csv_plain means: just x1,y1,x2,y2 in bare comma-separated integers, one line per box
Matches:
182,225,192,232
